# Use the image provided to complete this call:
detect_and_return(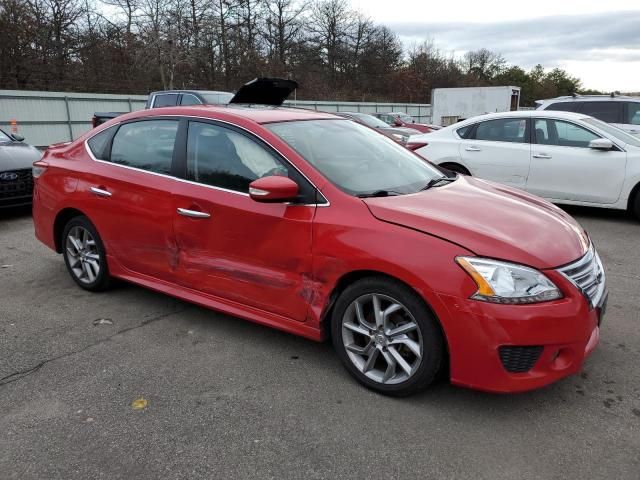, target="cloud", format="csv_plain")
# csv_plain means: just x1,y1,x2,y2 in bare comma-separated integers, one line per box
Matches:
389,11,640,68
